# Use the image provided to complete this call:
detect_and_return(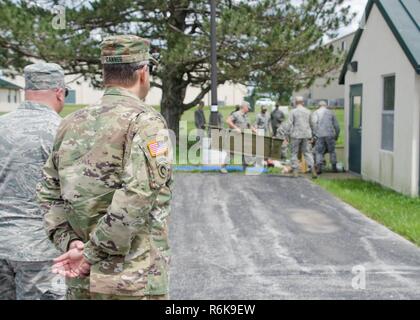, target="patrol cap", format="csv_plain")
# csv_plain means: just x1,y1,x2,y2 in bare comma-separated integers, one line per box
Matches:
261,105,268,111
24,62,65,90
318,100,328,107
101,35,158,66
295,96,304,104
